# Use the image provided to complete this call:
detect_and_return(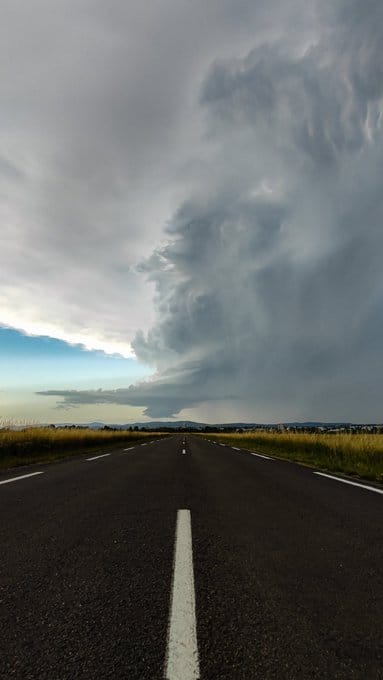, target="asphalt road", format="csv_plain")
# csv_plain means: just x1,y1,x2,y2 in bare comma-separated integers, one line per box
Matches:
0,435,382,679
